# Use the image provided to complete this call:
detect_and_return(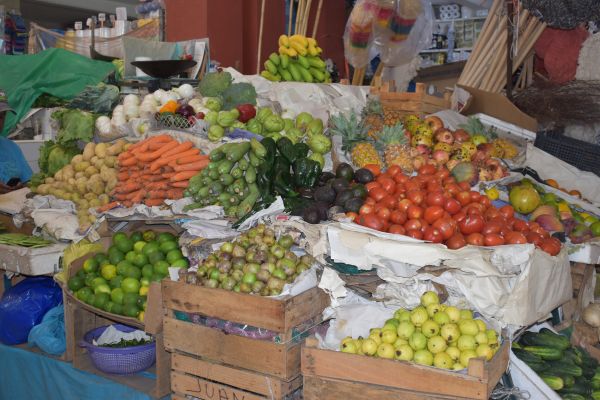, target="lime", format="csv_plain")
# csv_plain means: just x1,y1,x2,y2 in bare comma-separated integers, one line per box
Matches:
109,275,123,289
91,277,107,288
153,260,169,276
139,286,149,296
85,294,96,305
148,251,165,264
94,284,111,295
125,251,137,263
68,276,85,292
108,247,125,265
157,232,175,243
82,258,99,273
151,273,165,282
116,238,134,253
104,301,115,313
112,232,128,245
116,260,133,276
76,269,86,279
132,253,148,268
124,304,140,318
84,273,98,288
130,232,143,243
111,288,124,305
142,241,160,256
143,230,156,242
133,241,147,254
111,303,124,315
166,249,184,264
141,264,154,279
94,253,108,265
125,265,142,280
160,240,178,253
137,295,147,308
171,258,189,269
99,259,111,268
592,221,600,237
100,264,117,280
121,277,141,294
93,293,110,309
76,287,93,302
123,292,140,306
140,277,151,287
